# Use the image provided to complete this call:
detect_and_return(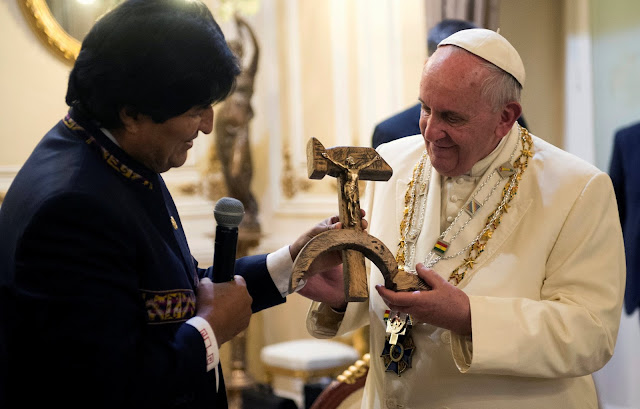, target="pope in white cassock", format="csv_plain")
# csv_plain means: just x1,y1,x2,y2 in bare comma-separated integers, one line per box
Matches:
304,28,626,409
